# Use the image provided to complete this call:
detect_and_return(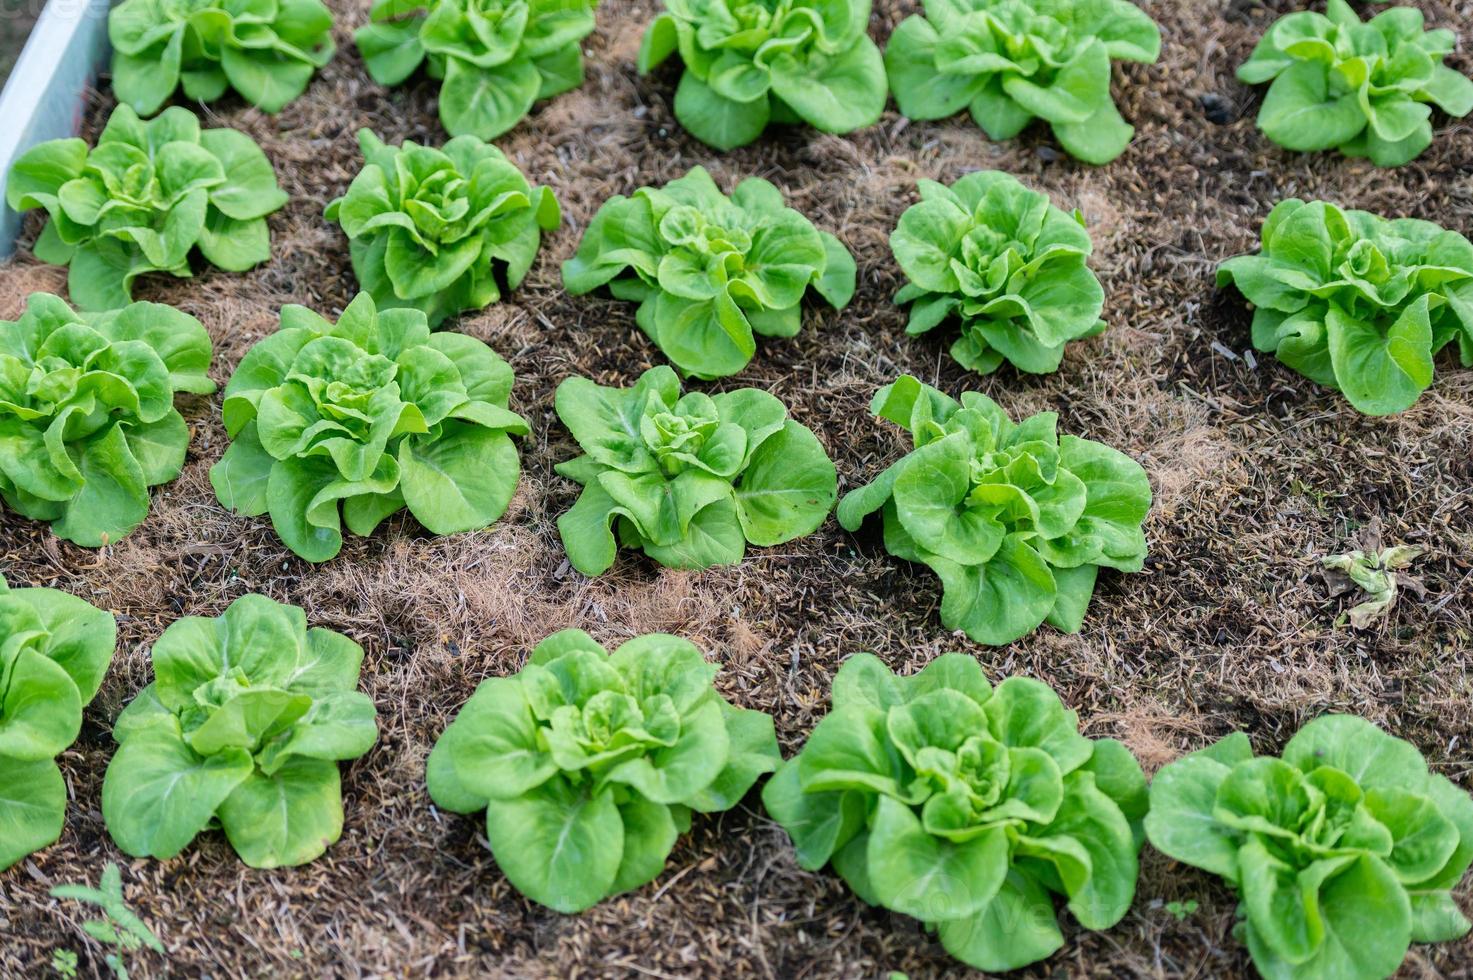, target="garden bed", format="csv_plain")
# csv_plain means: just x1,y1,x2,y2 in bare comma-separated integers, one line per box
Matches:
0,0,1471,976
